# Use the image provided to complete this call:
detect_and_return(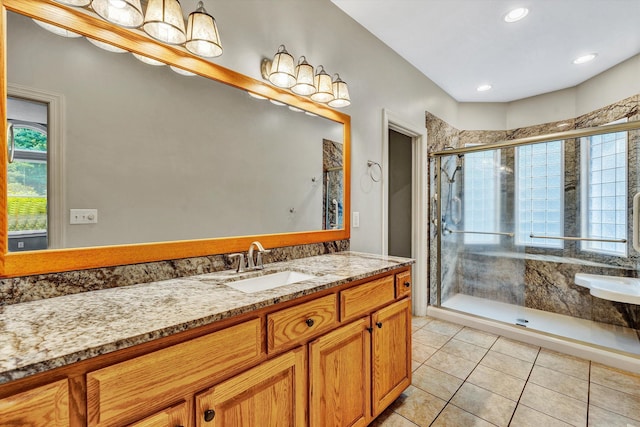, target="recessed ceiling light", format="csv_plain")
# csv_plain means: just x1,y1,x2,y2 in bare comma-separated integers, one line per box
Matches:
477,84,492,92
504,7,529,23
573,53,597,64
